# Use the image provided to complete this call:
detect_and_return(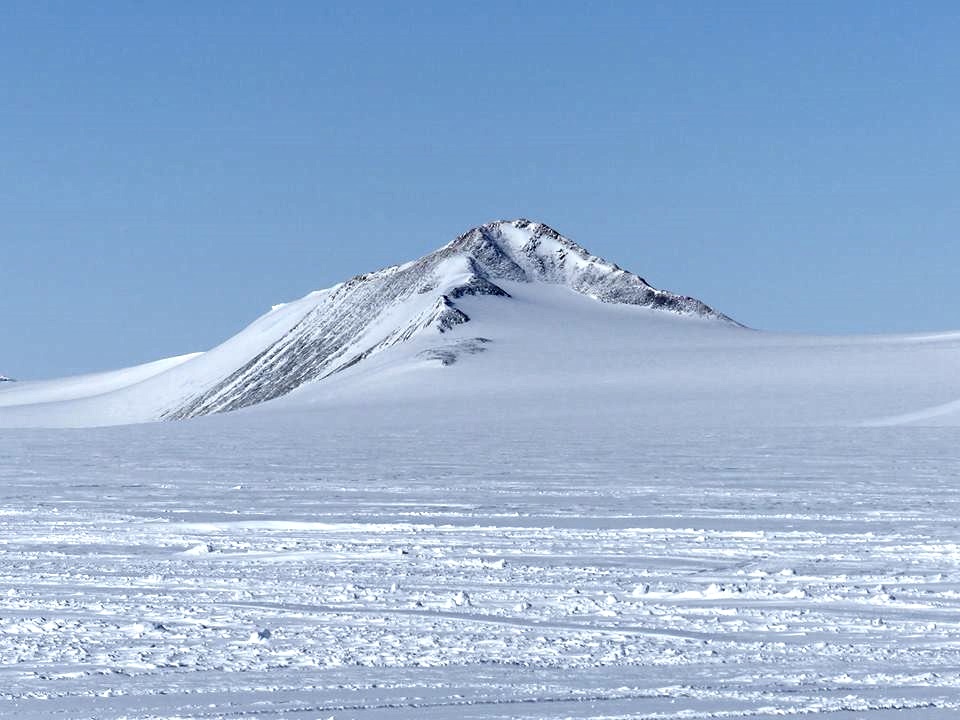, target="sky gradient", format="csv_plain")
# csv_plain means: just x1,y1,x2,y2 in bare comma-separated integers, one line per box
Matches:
3,2,959,379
